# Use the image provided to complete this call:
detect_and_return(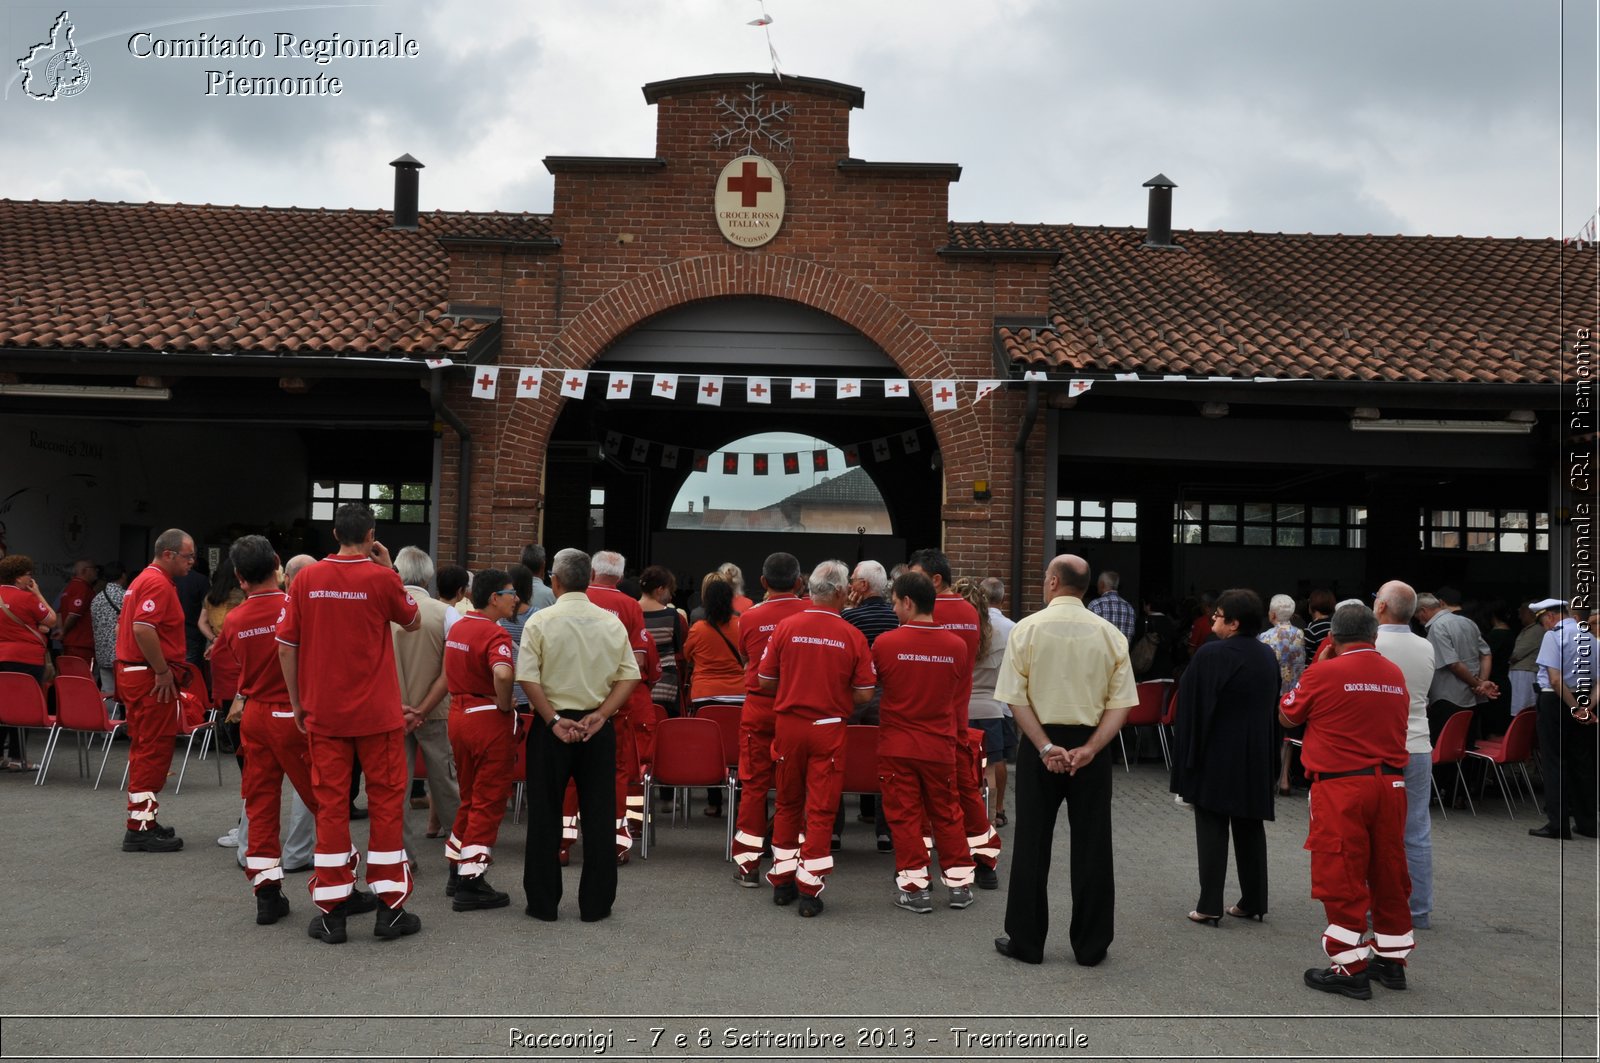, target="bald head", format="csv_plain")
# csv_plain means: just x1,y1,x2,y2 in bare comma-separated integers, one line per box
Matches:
1046,554,1090,600
283,554,316,587
1374,580,1418,625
